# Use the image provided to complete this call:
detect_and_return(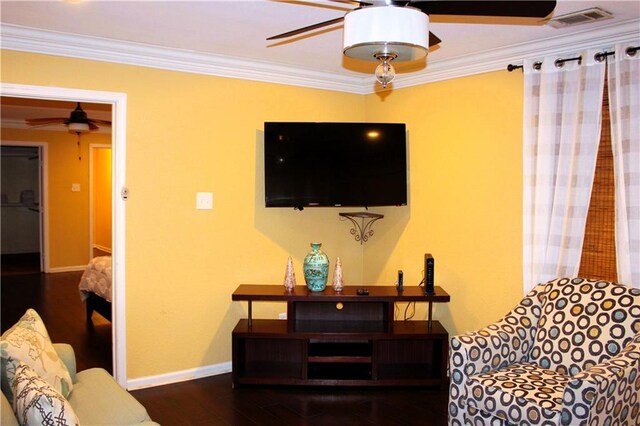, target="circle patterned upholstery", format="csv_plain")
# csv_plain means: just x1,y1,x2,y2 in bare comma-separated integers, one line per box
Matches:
449,278,640,426
468,362,569,425
530,278,640,376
